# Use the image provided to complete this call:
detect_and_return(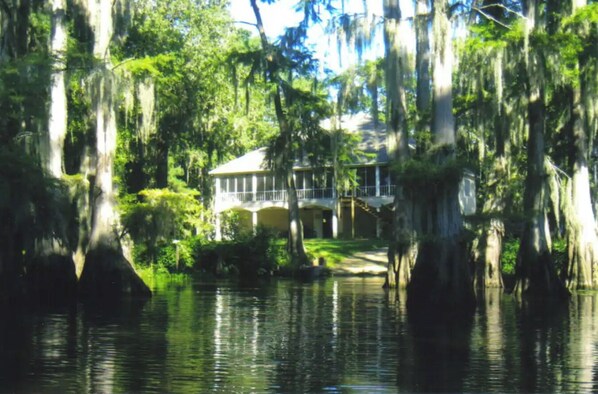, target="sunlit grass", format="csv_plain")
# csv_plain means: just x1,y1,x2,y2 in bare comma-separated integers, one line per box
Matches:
302,238,387,267
136,265,189,291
